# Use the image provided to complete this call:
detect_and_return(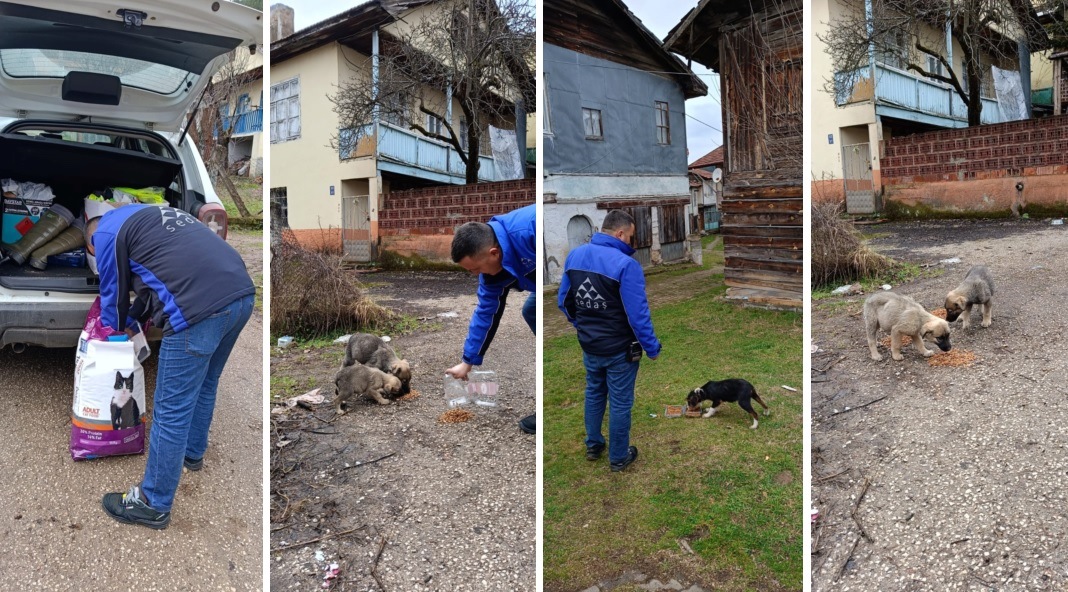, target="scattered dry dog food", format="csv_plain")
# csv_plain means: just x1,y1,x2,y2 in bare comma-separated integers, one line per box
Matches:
398,389,421,402
684,410,703,418
878,334,914,347
931,308,947,319
928,348,977,367
439,409,474,423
